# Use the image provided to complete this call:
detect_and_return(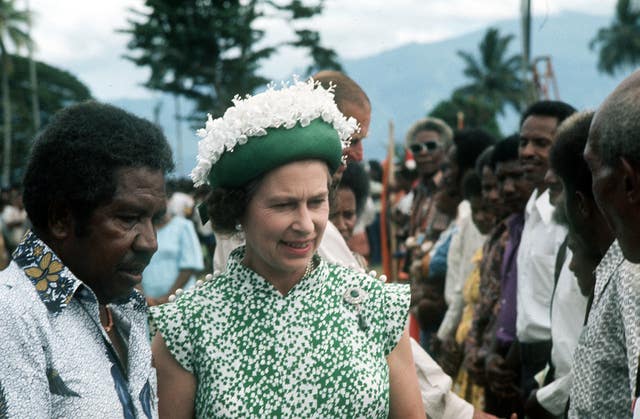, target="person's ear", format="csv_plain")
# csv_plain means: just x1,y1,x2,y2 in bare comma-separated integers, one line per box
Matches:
574,190,590,218
620,157,640,204
47,198,73,240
